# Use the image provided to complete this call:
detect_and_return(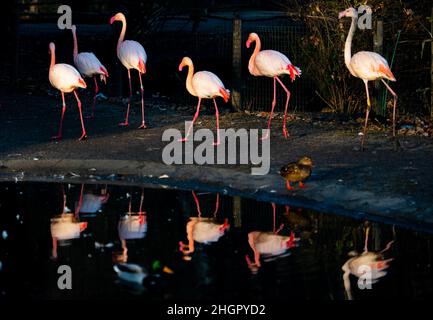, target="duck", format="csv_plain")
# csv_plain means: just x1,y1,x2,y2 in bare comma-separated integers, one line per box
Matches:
279,157,313,190
113,263,148,284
